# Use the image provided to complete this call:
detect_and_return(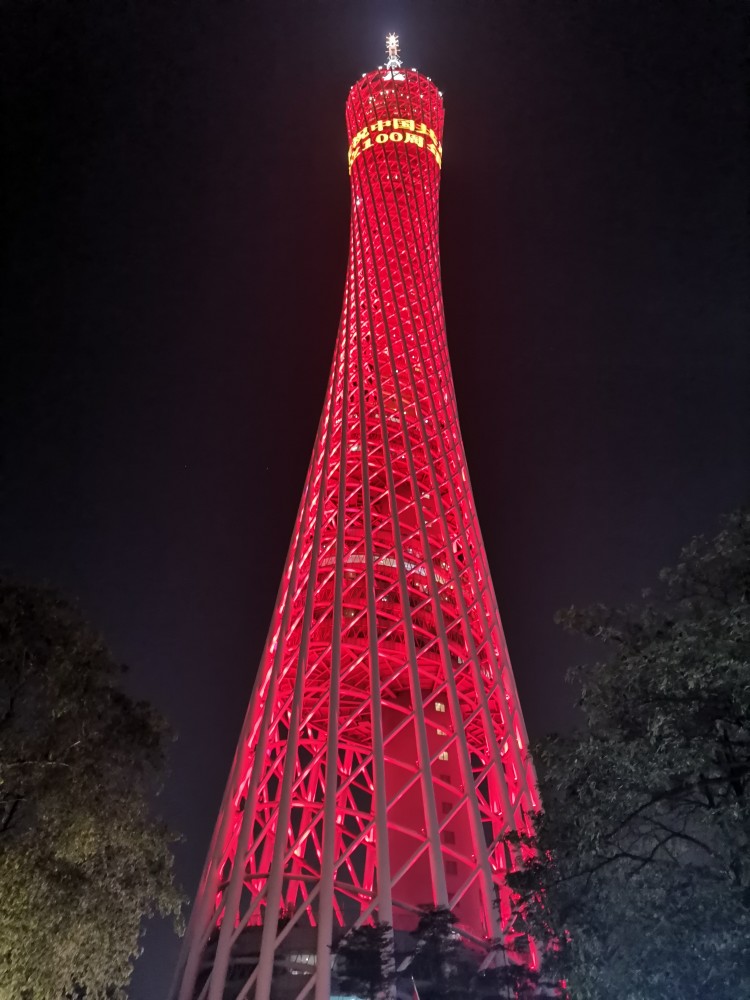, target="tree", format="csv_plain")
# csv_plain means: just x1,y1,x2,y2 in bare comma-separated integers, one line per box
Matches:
0,579,183,999
409,906,477,1000
474,937,543,1000
508,509,750,1000
334,922,395,1000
